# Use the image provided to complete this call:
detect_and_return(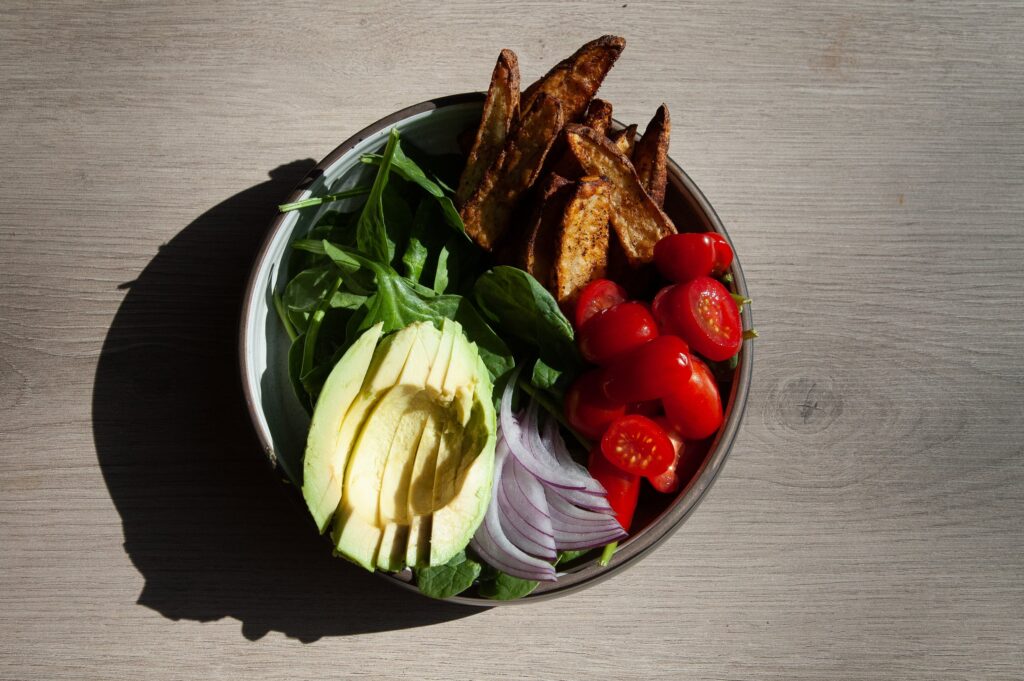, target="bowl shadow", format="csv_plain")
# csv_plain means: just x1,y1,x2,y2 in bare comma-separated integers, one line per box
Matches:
91,160,482,642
